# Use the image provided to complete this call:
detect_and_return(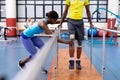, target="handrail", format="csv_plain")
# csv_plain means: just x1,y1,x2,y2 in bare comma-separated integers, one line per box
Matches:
89,26,120,80
34,33,54,37
85,26,120,34
96,8,120,19
12,29,59,80
96,27,120,34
